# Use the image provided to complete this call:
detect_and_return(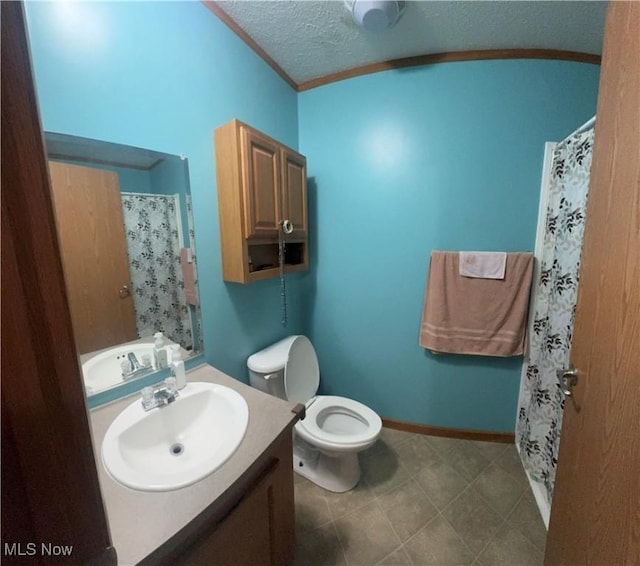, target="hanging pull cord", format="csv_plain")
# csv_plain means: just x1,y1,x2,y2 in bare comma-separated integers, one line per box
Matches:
278,220,290,327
